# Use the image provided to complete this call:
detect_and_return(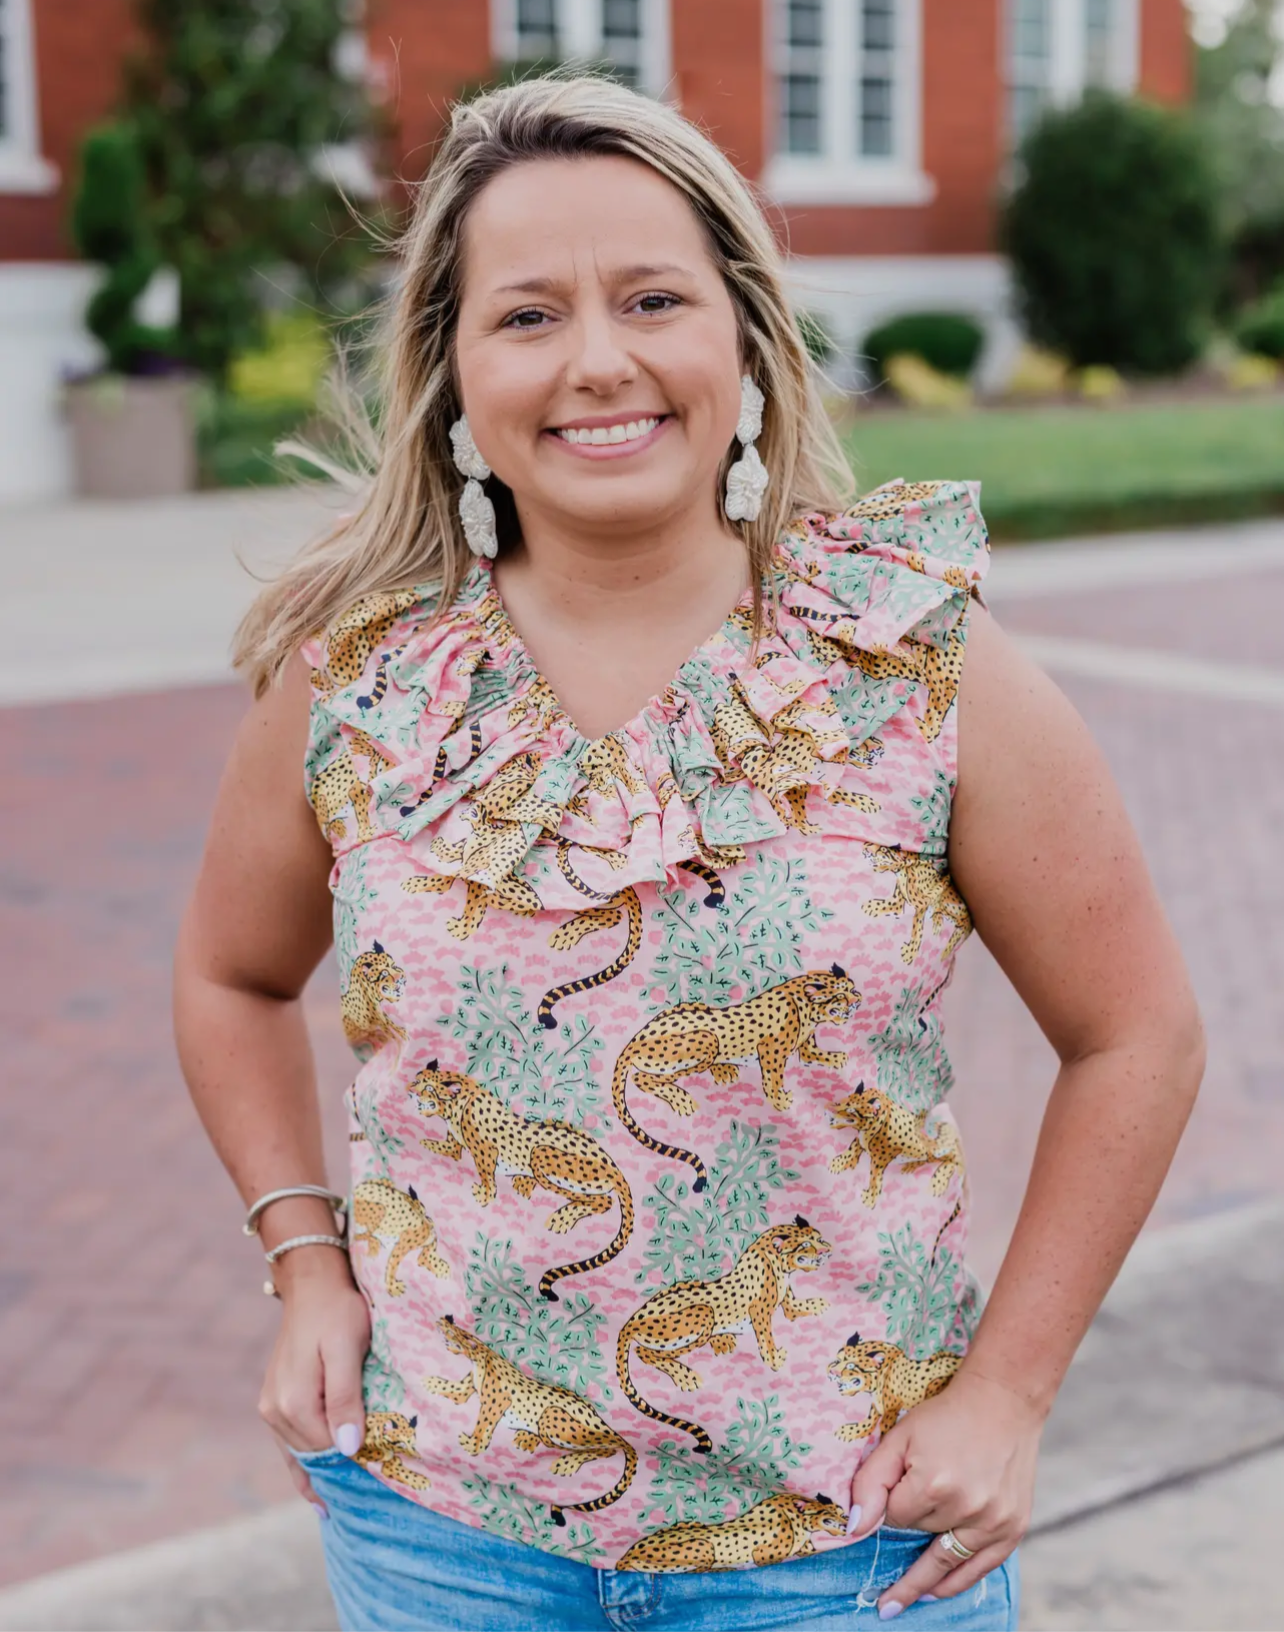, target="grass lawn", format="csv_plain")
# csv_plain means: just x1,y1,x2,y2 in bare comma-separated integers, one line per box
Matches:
842,396,1284,539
